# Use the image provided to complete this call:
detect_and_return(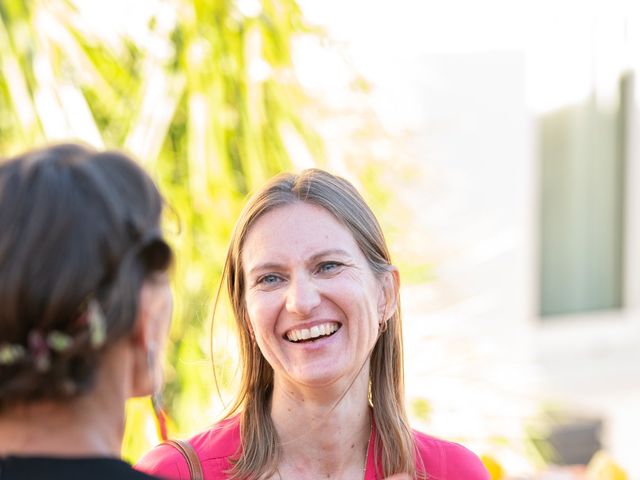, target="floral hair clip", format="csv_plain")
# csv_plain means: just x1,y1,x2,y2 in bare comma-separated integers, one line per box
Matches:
0,299,107,371
0,344,26,366
87,300,107,347
0,329,74,371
